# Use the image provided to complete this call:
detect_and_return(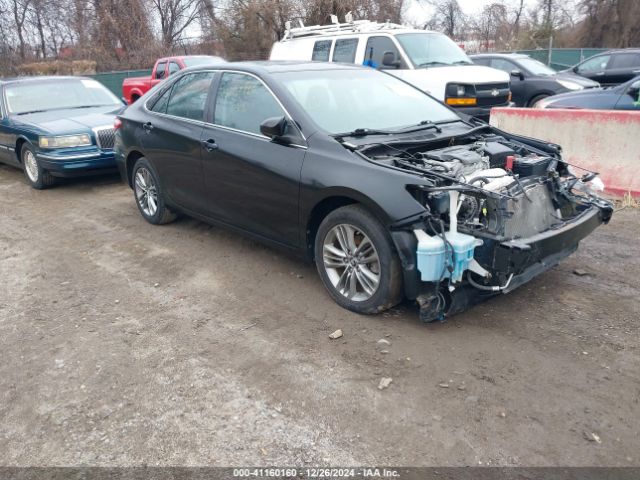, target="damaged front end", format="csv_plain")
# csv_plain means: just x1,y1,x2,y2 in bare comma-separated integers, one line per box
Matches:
359,128,613,322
